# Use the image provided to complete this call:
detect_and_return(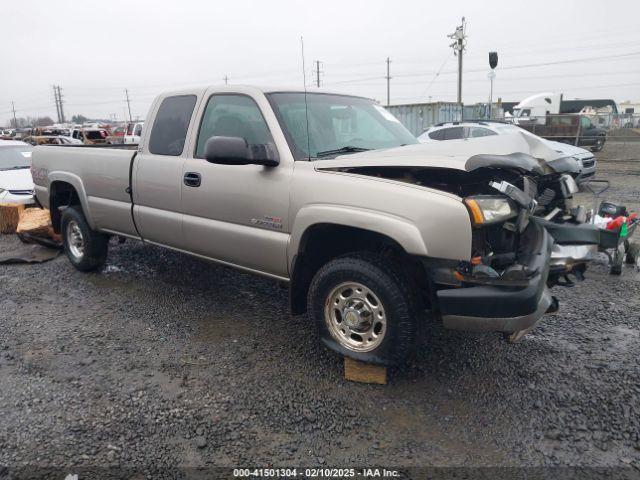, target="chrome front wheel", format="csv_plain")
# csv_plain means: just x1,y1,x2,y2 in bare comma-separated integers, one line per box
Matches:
324,281,387,352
